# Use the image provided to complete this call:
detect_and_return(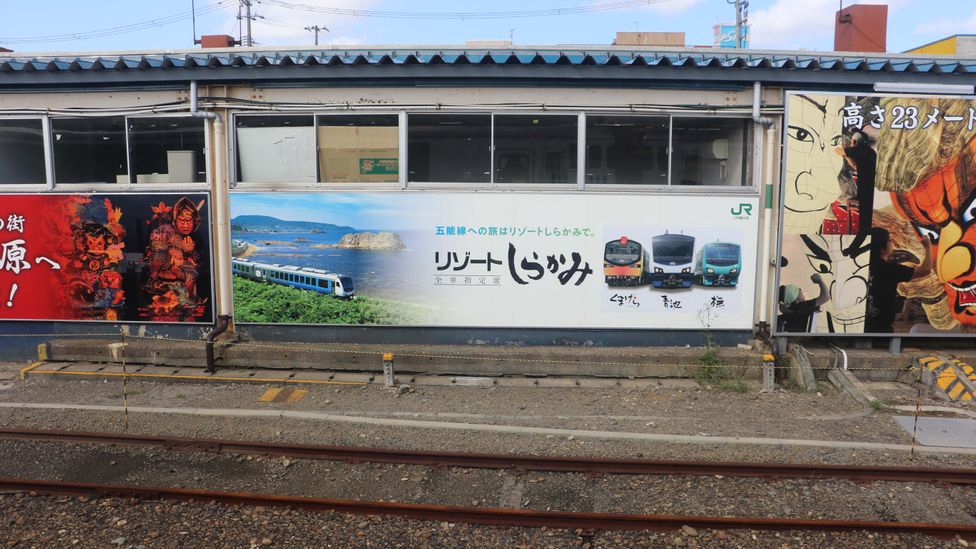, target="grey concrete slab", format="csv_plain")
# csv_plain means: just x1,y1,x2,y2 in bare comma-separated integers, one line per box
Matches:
893,416,976,449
